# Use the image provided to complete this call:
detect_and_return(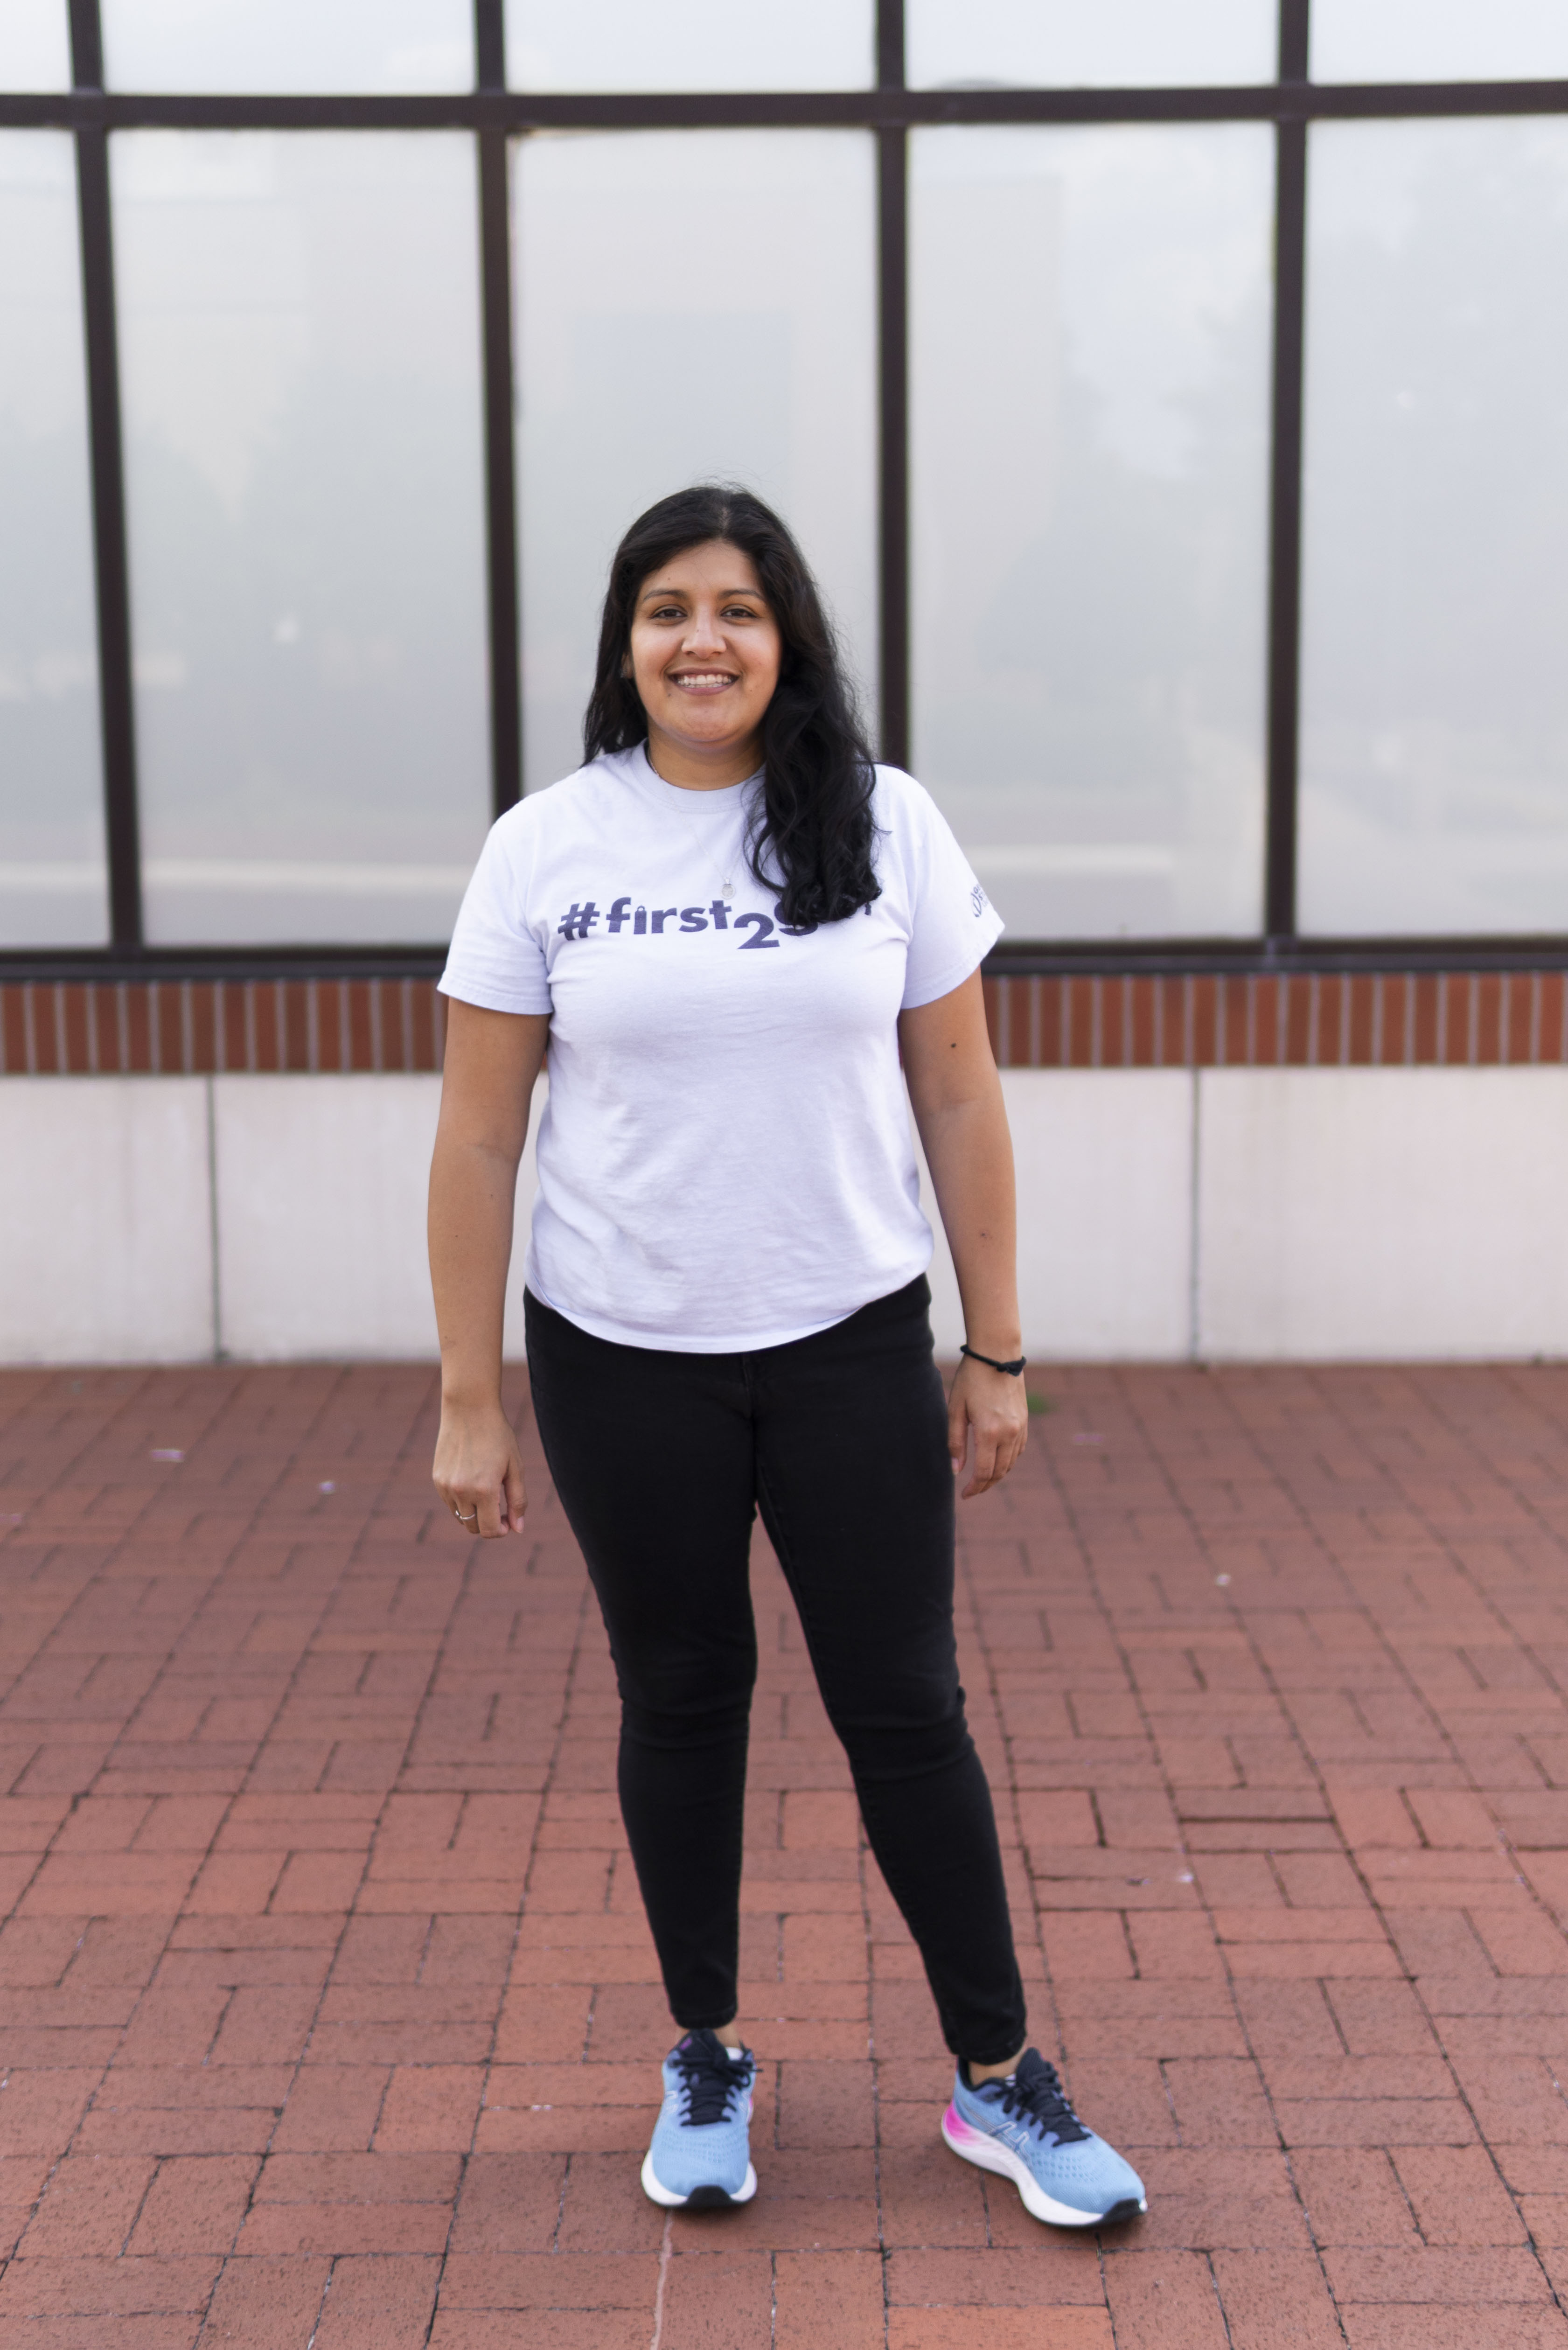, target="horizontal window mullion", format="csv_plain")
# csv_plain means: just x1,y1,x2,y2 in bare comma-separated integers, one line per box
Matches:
5,82,1568,133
